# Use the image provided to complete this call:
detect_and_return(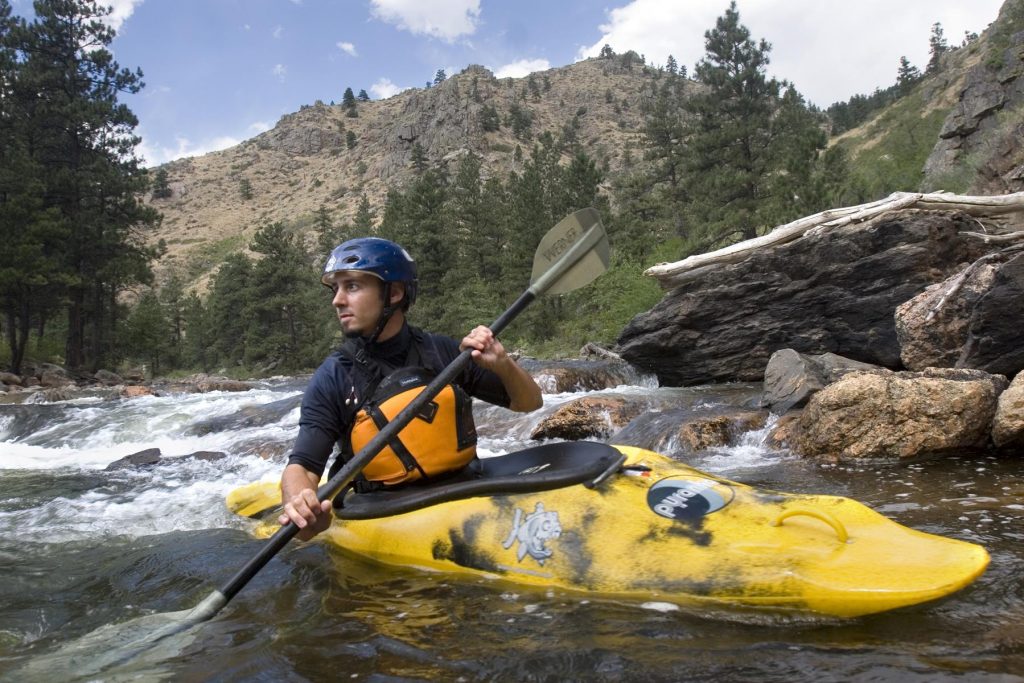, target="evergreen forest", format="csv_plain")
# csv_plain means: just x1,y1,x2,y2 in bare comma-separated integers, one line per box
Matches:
0,0,978,378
